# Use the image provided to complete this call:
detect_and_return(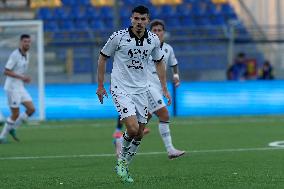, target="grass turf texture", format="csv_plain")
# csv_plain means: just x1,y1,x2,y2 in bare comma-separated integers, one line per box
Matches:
1,116,284,189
